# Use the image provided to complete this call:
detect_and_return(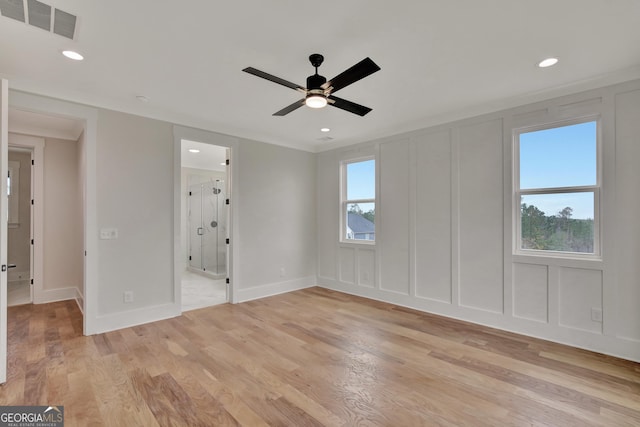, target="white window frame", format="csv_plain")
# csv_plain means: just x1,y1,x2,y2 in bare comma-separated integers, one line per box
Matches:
513,116,601,258
340,156,376,244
